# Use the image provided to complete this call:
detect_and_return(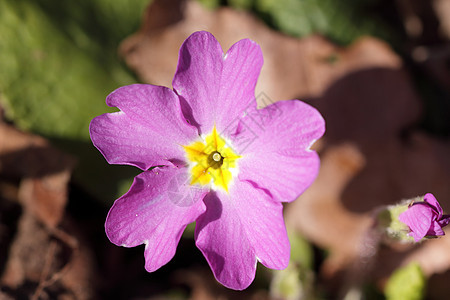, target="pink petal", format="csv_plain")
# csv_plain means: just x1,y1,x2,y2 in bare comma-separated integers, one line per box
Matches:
233,100,325,202
90,84,197,170
399,203,434,242
427,221,445,237
195,180,289,290
173,31,263,135
105,166,207,272
424,193,443,217
438,215,450,227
